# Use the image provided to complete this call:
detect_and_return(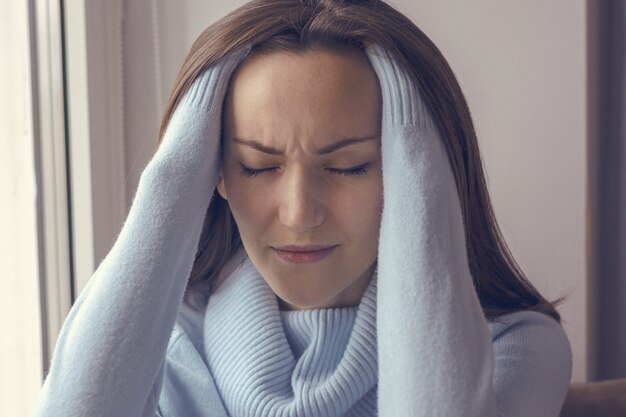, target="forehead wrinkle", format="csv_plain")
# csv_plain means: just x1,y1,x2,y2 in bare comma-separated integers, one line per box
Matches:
225,50,381,159
231,135,380,157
